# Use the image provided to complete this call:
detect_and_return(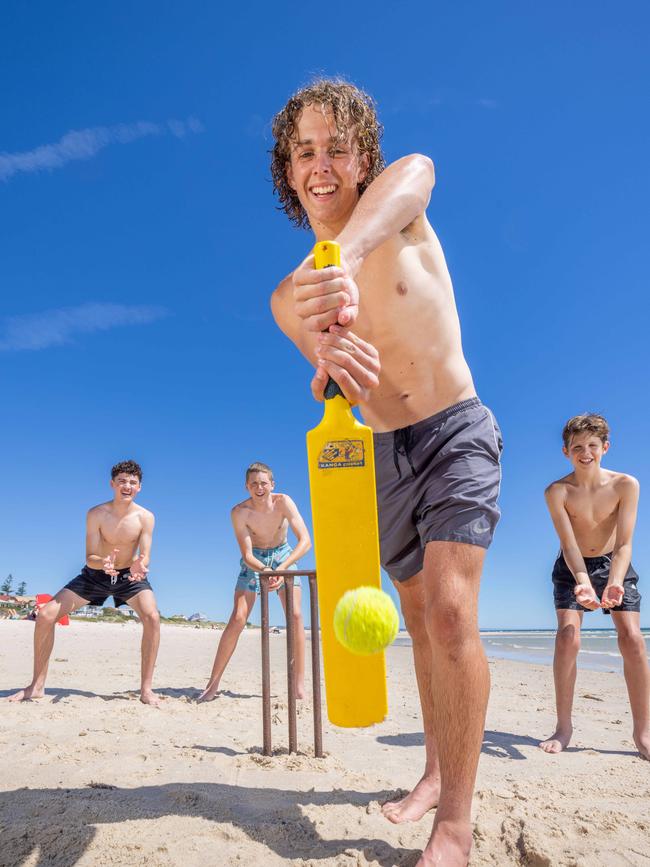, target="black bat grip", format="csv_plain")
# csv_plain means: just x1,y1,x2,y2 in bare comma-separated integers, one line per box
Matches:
324,377,344,400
